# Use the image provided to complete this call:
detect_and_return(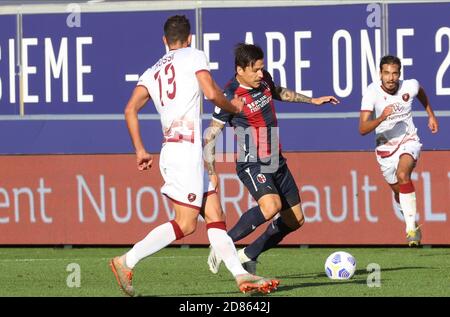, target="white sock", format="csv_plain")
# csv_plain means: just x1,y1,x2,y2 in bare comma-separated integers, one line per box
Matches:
399,192,417,232
125,222,176,269
207,228,248,277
